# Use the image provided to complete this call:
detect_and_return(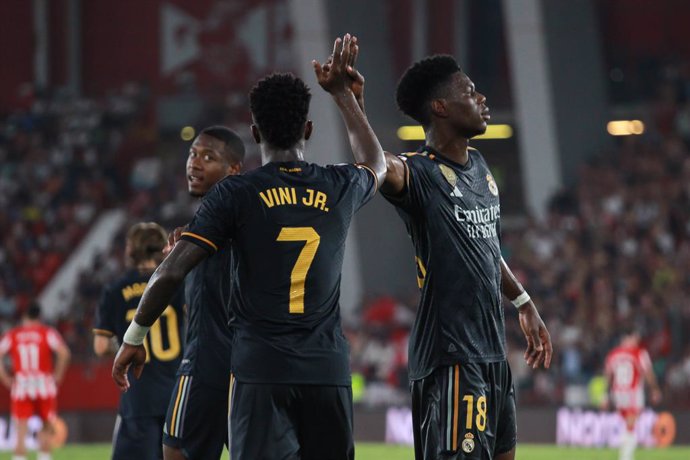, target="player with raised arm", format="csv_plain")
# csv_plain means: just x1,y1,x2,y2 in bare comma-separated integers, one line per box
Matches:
346,52,552,458
93,223,185,460
0,302,70,460
604,326,661,460
112,33,385,460
162,125,244,460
